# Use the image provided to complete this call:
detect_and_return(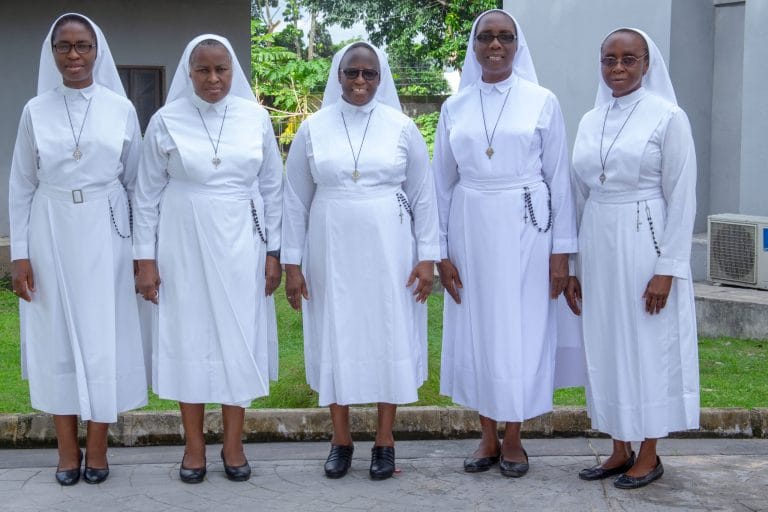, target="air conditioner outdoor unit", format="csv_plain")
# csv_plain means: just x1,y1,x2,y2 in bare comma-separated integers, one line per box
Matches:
707,213,768,290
